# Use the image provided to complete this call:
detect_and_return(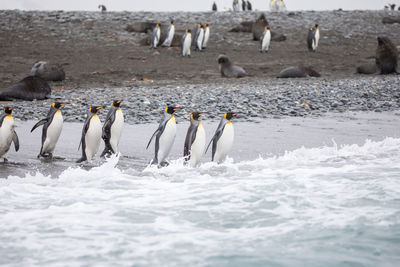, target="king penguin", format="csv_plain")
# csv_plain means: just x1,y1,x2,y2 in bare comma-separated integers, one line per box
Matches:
77,106,103,163
31,102,64,159
161,20,175,47
206,112,238,163
101,100,124,157
150,24,161,49
0,107,19,162
184,112,206,167
182,29,192,57
307,24,320,52
194,24,204,51
147,106,181,166
260,26,271,53
202,24,210,49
